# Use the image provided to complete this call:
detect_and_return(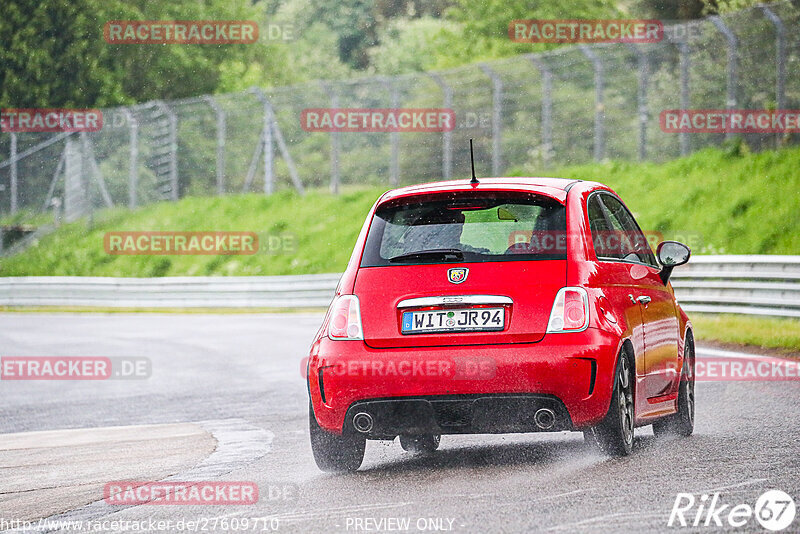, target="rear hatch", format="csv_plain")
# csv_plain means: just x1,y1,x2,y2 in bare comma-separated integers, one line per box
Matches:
355,191,567,349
